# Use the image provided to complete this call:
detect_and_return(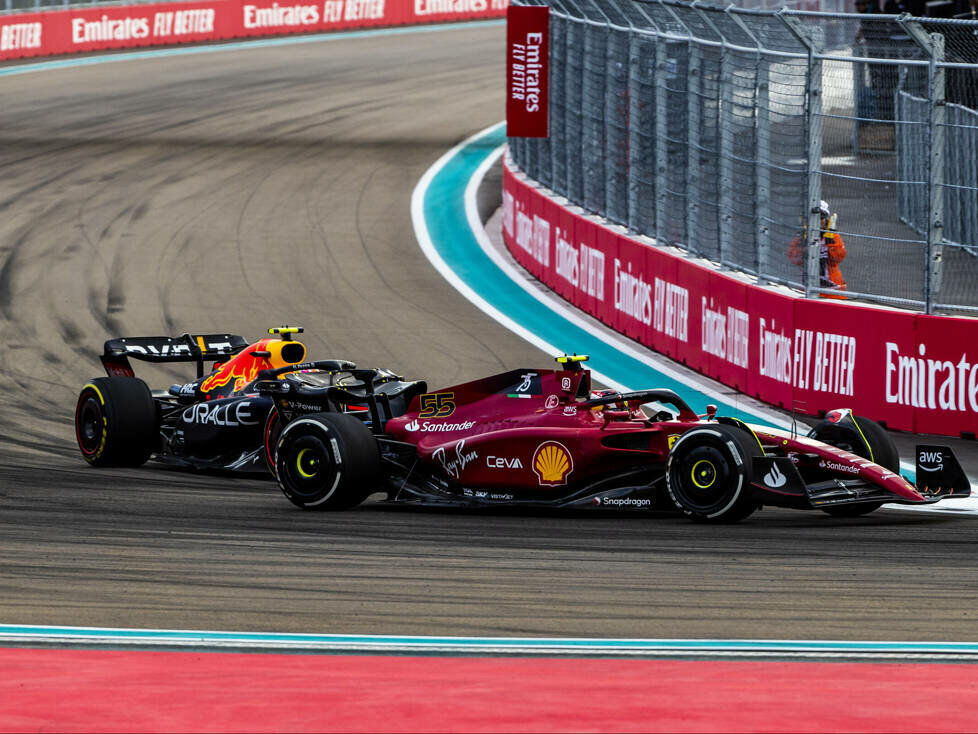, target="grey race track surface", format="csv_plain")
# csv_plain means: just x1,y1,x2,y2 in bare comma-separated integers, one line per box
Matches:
1,26,977,642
